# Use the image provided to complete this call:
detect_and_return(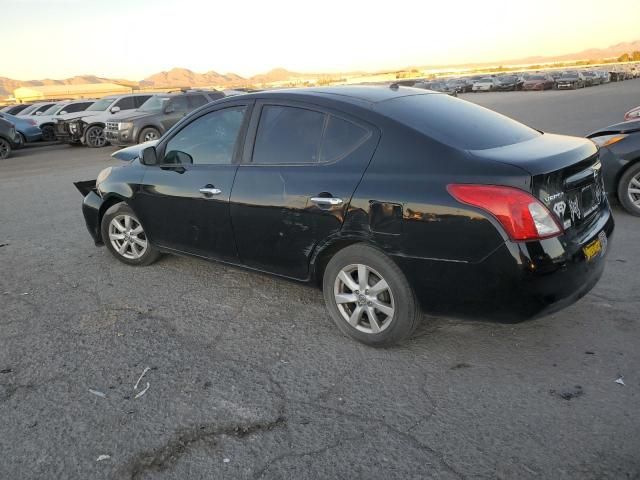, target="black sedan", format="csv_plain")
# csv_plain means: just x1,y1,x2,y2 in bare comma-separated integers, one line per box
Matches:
588,119,640,216
76,86,613,346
